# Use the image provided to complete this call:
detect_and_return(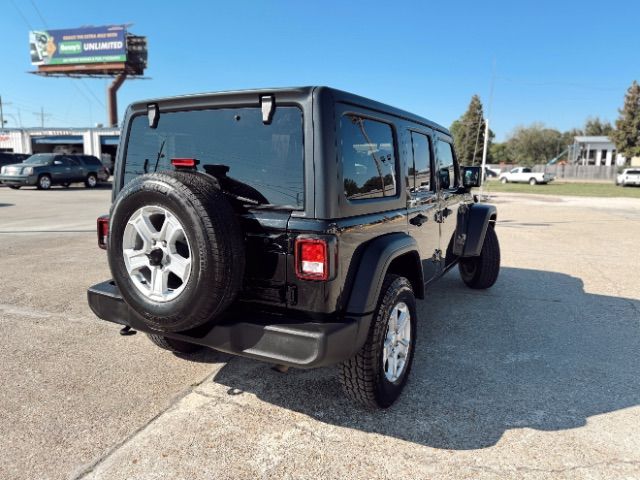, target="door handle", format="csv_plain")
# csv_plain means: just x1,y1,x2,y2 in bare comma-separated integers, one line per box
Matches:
410,213,428,227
